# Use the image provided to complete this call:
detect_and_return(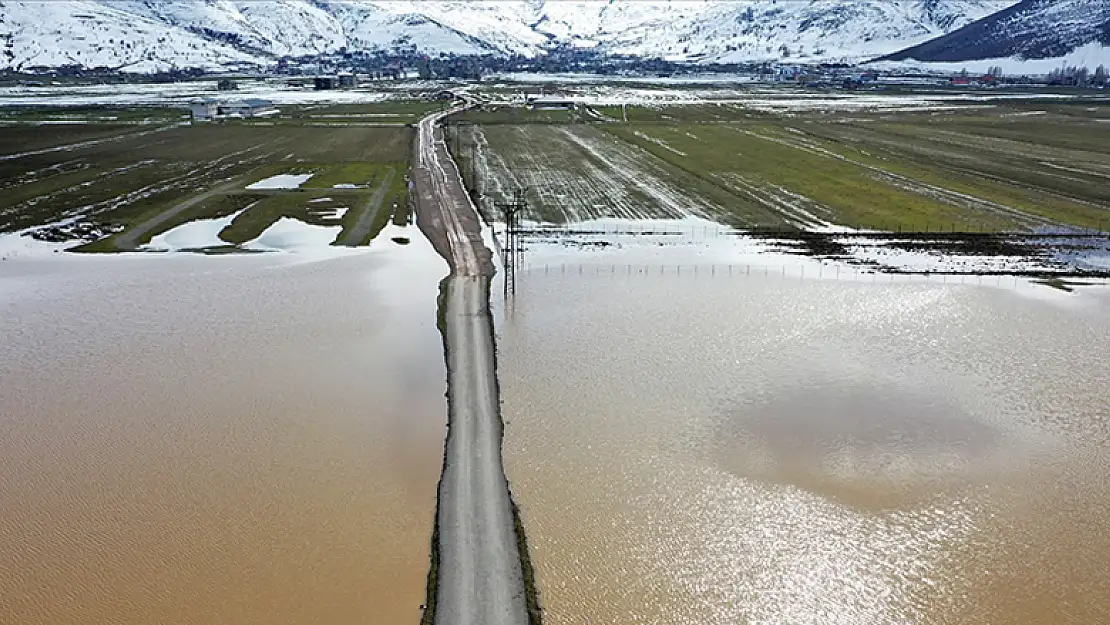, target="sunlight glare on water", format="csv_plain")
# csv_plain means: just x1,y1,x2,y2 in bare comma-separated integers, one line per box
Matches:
499,269,1110,625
